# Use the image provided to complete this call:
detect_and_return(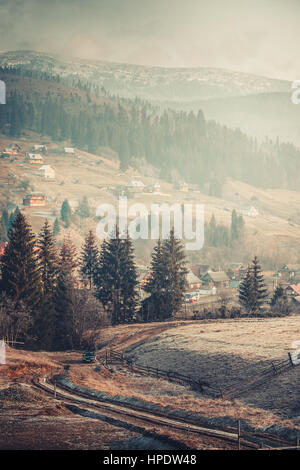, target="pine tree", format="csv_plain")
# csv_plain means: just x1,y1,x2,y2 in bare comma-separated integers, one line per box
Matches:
239,257,268,315
60,199,72,227
7,207,20,233
59,235,78,278
0,216,8,241
53,217,60,236
0,211,42,312
94,227,138,325
1,209,9,229
144,230,188,320
77,196,90,219
80,230,99,289
239,265,254,314
251,256,268,312
35,220,59,350
38,220,59,295
271,286,291,316
54,269,74,350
